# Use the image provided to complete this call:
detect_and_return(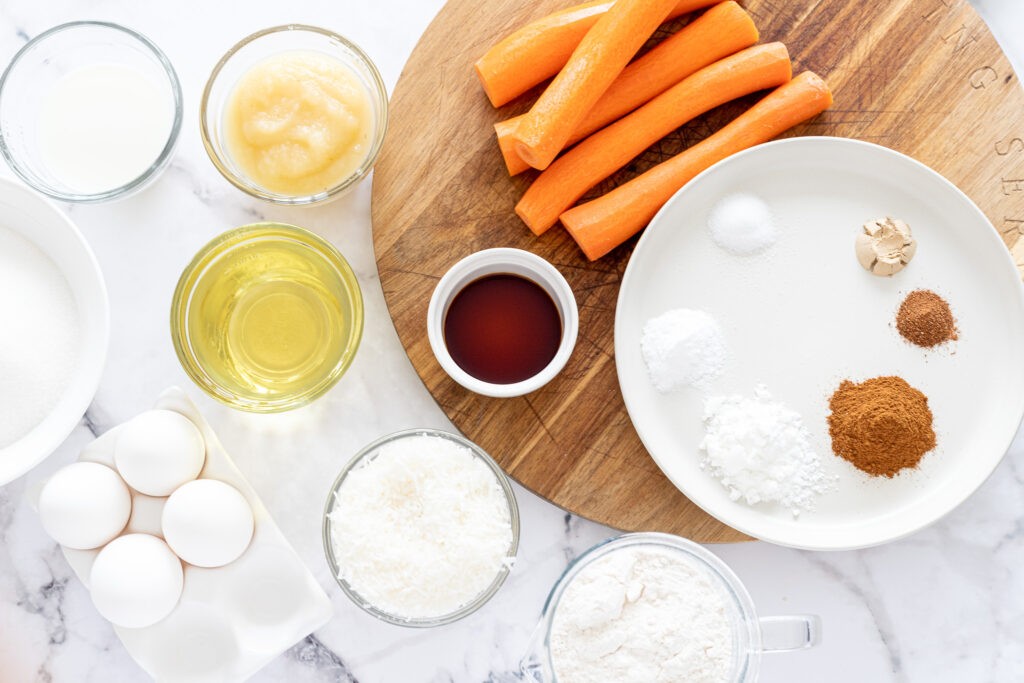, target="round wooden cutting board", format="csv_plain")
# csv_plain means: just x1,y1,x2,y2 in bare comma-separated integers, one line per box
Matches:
371,0,1024,541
